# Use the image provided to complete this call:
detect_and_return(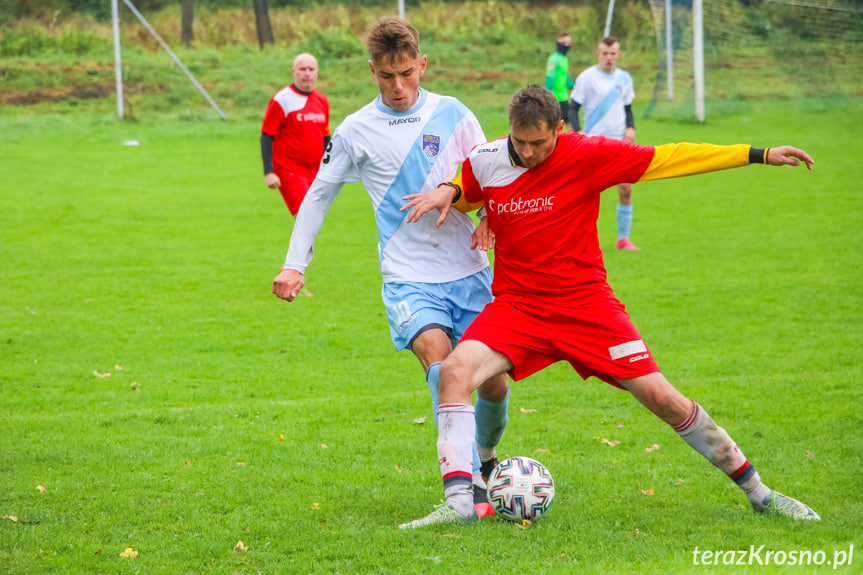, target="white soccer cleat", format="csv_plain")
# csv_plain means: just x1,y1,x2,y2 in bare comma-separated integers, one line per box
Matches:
758,491,820,520
398,503,478,530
